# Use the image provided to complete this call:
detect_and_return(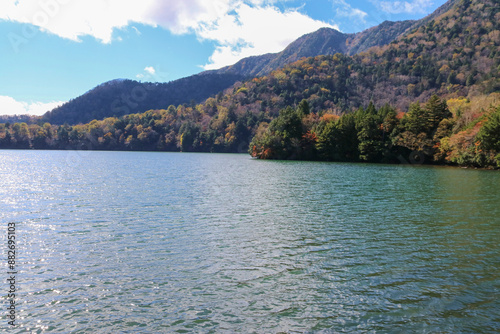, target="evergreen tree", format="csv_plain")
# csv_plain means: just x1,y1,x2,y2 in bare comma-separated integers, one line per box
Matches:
425,95,452,130
297,99,311,116
478,106,500,152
